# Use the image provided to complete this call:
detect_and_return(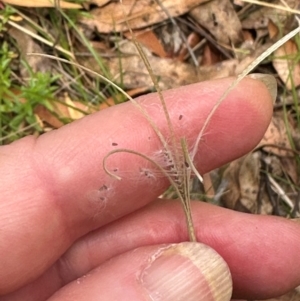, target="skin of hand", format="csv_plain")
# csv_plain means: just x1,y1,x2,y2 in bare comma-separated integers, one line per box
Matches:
0,77,300,301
